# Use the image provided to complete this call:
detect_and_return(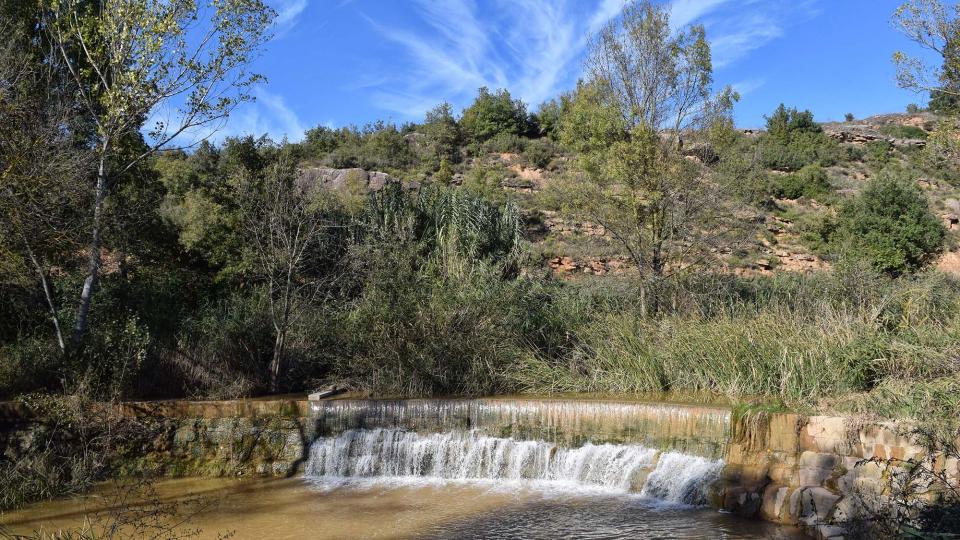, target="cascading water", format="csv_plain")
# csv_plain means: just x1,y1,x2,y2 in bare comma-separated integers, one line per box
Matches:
303,398,730,506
